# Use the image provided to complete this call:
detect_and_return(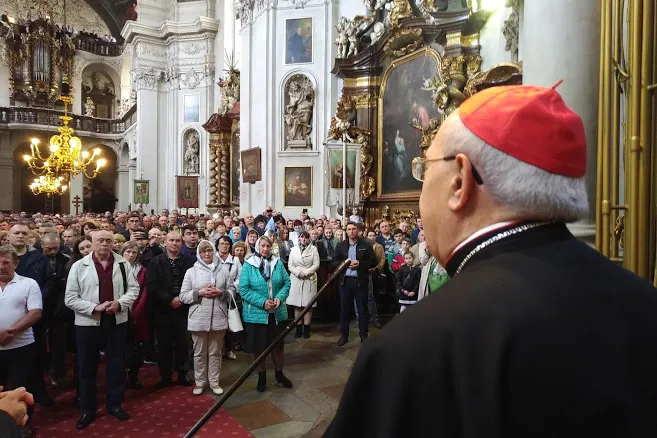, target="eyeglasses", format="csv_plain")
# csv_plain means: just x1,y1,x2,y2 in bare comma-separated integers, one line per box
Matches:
411,155,483,185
